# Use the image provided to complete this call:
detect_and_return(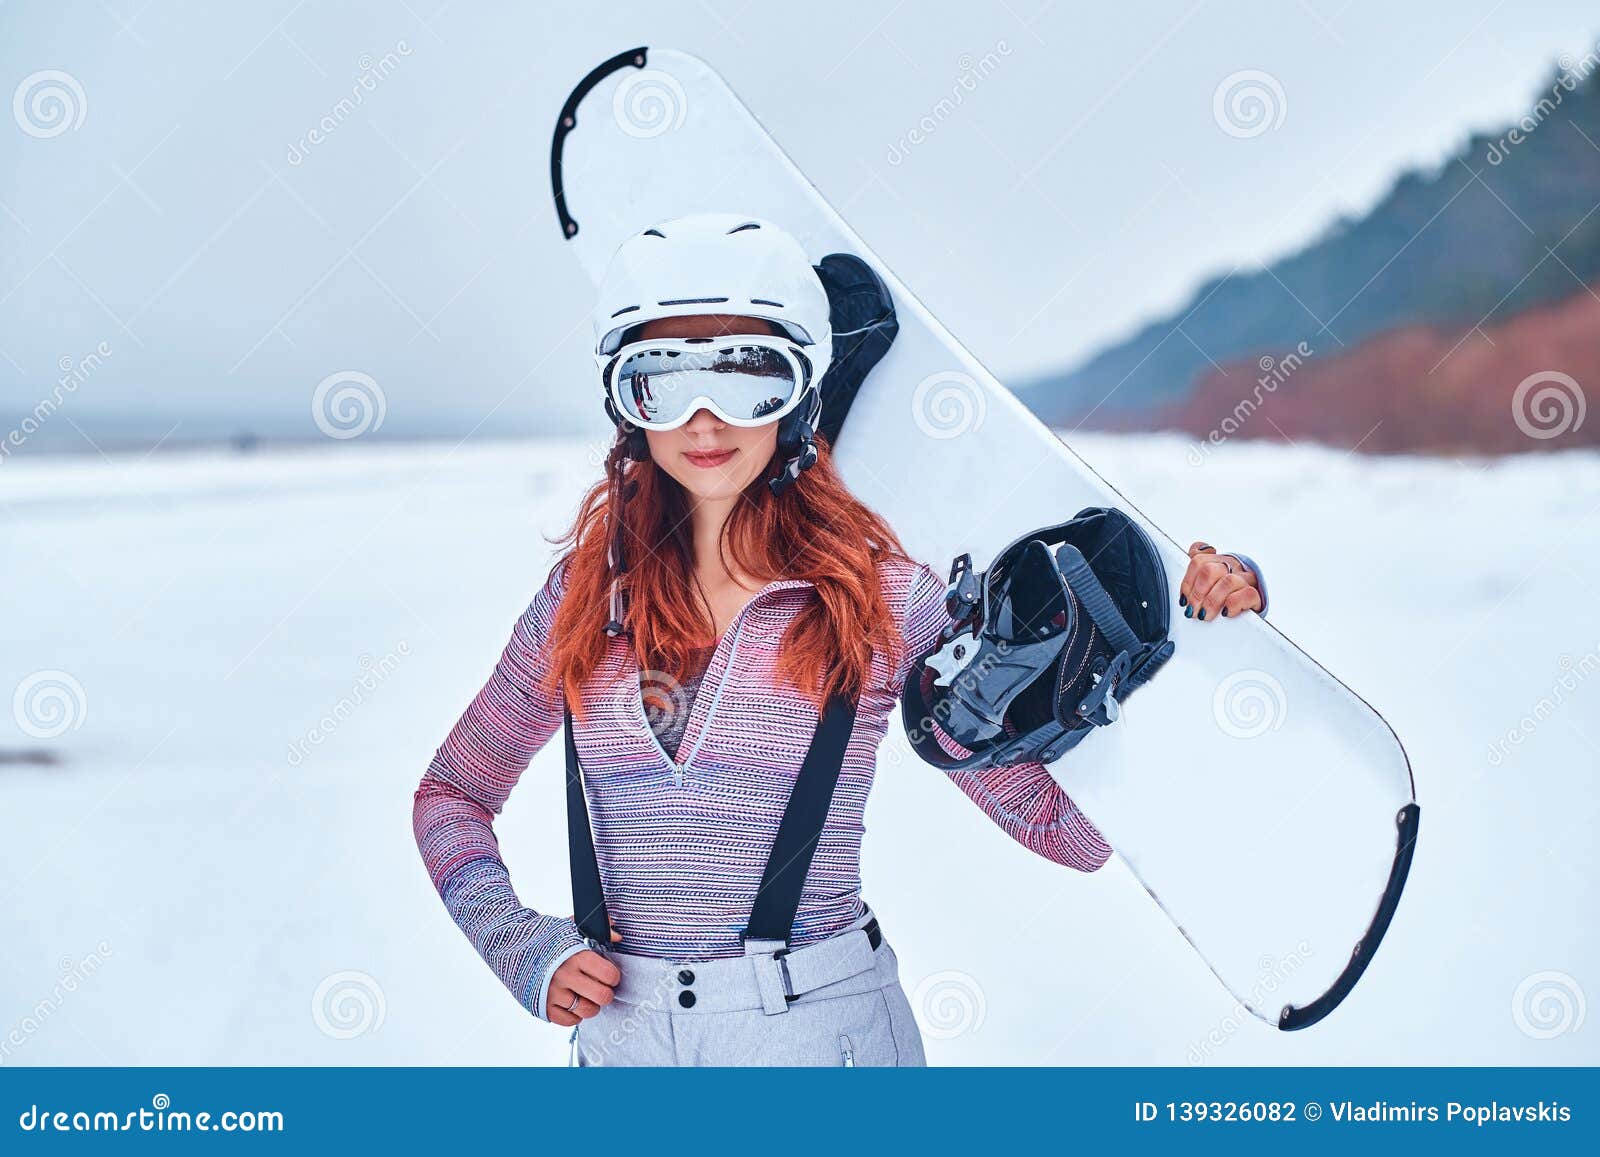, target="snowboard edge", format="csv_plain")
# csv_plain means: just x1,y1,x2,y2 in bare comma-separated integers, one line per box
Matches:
1279,803,1421,1030
551,45,650,241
